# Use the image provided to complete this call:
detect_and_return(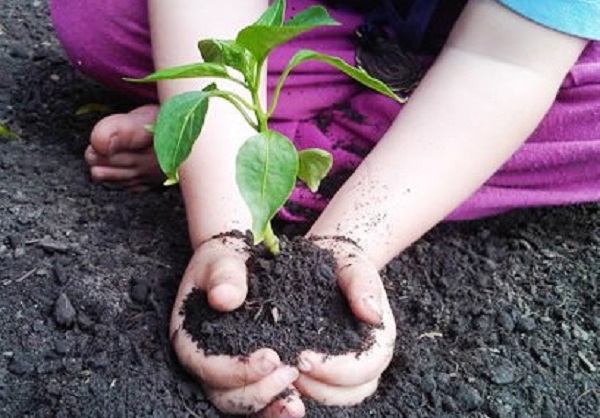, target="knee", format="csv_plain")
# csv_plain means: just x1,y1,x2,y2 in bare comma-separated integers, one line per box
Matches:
50,0,155,100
